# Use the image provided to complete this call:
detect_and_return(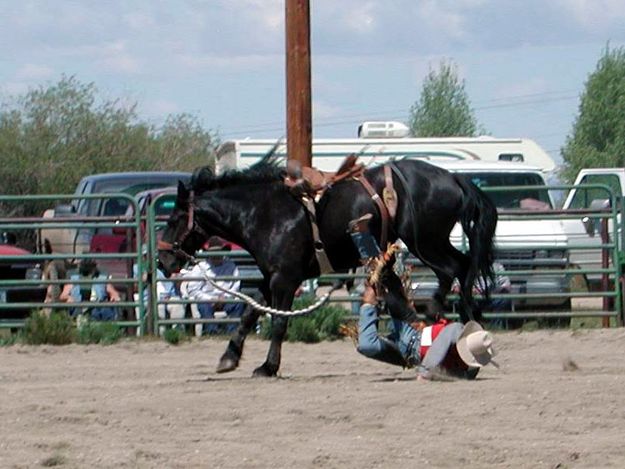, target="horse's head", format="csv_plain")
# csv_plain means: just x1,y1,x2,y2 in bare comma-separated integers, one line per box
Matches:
157,180,210,275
